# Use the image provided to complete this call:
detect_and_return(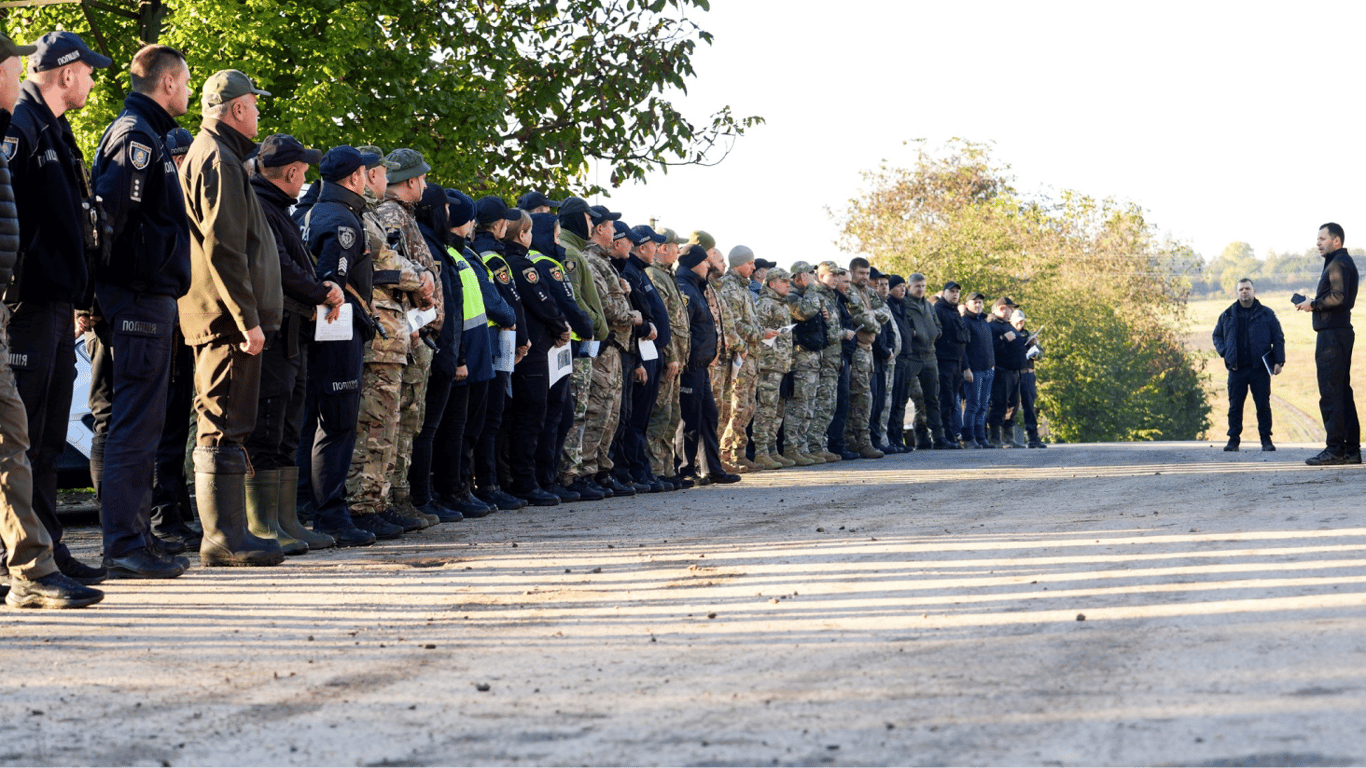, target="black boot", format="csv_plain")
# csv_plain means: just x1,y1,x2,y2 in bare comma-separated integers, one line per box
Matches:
193,447,285,568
